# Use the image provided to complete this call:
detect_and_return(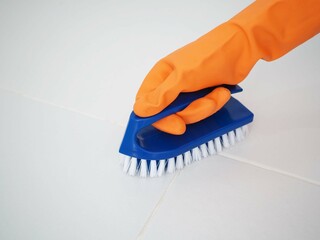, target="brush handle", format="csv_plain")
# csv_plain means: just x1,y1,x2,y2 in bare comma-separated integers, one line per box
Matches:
120,85,243,159
130,85,242,128
120,85,251,160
